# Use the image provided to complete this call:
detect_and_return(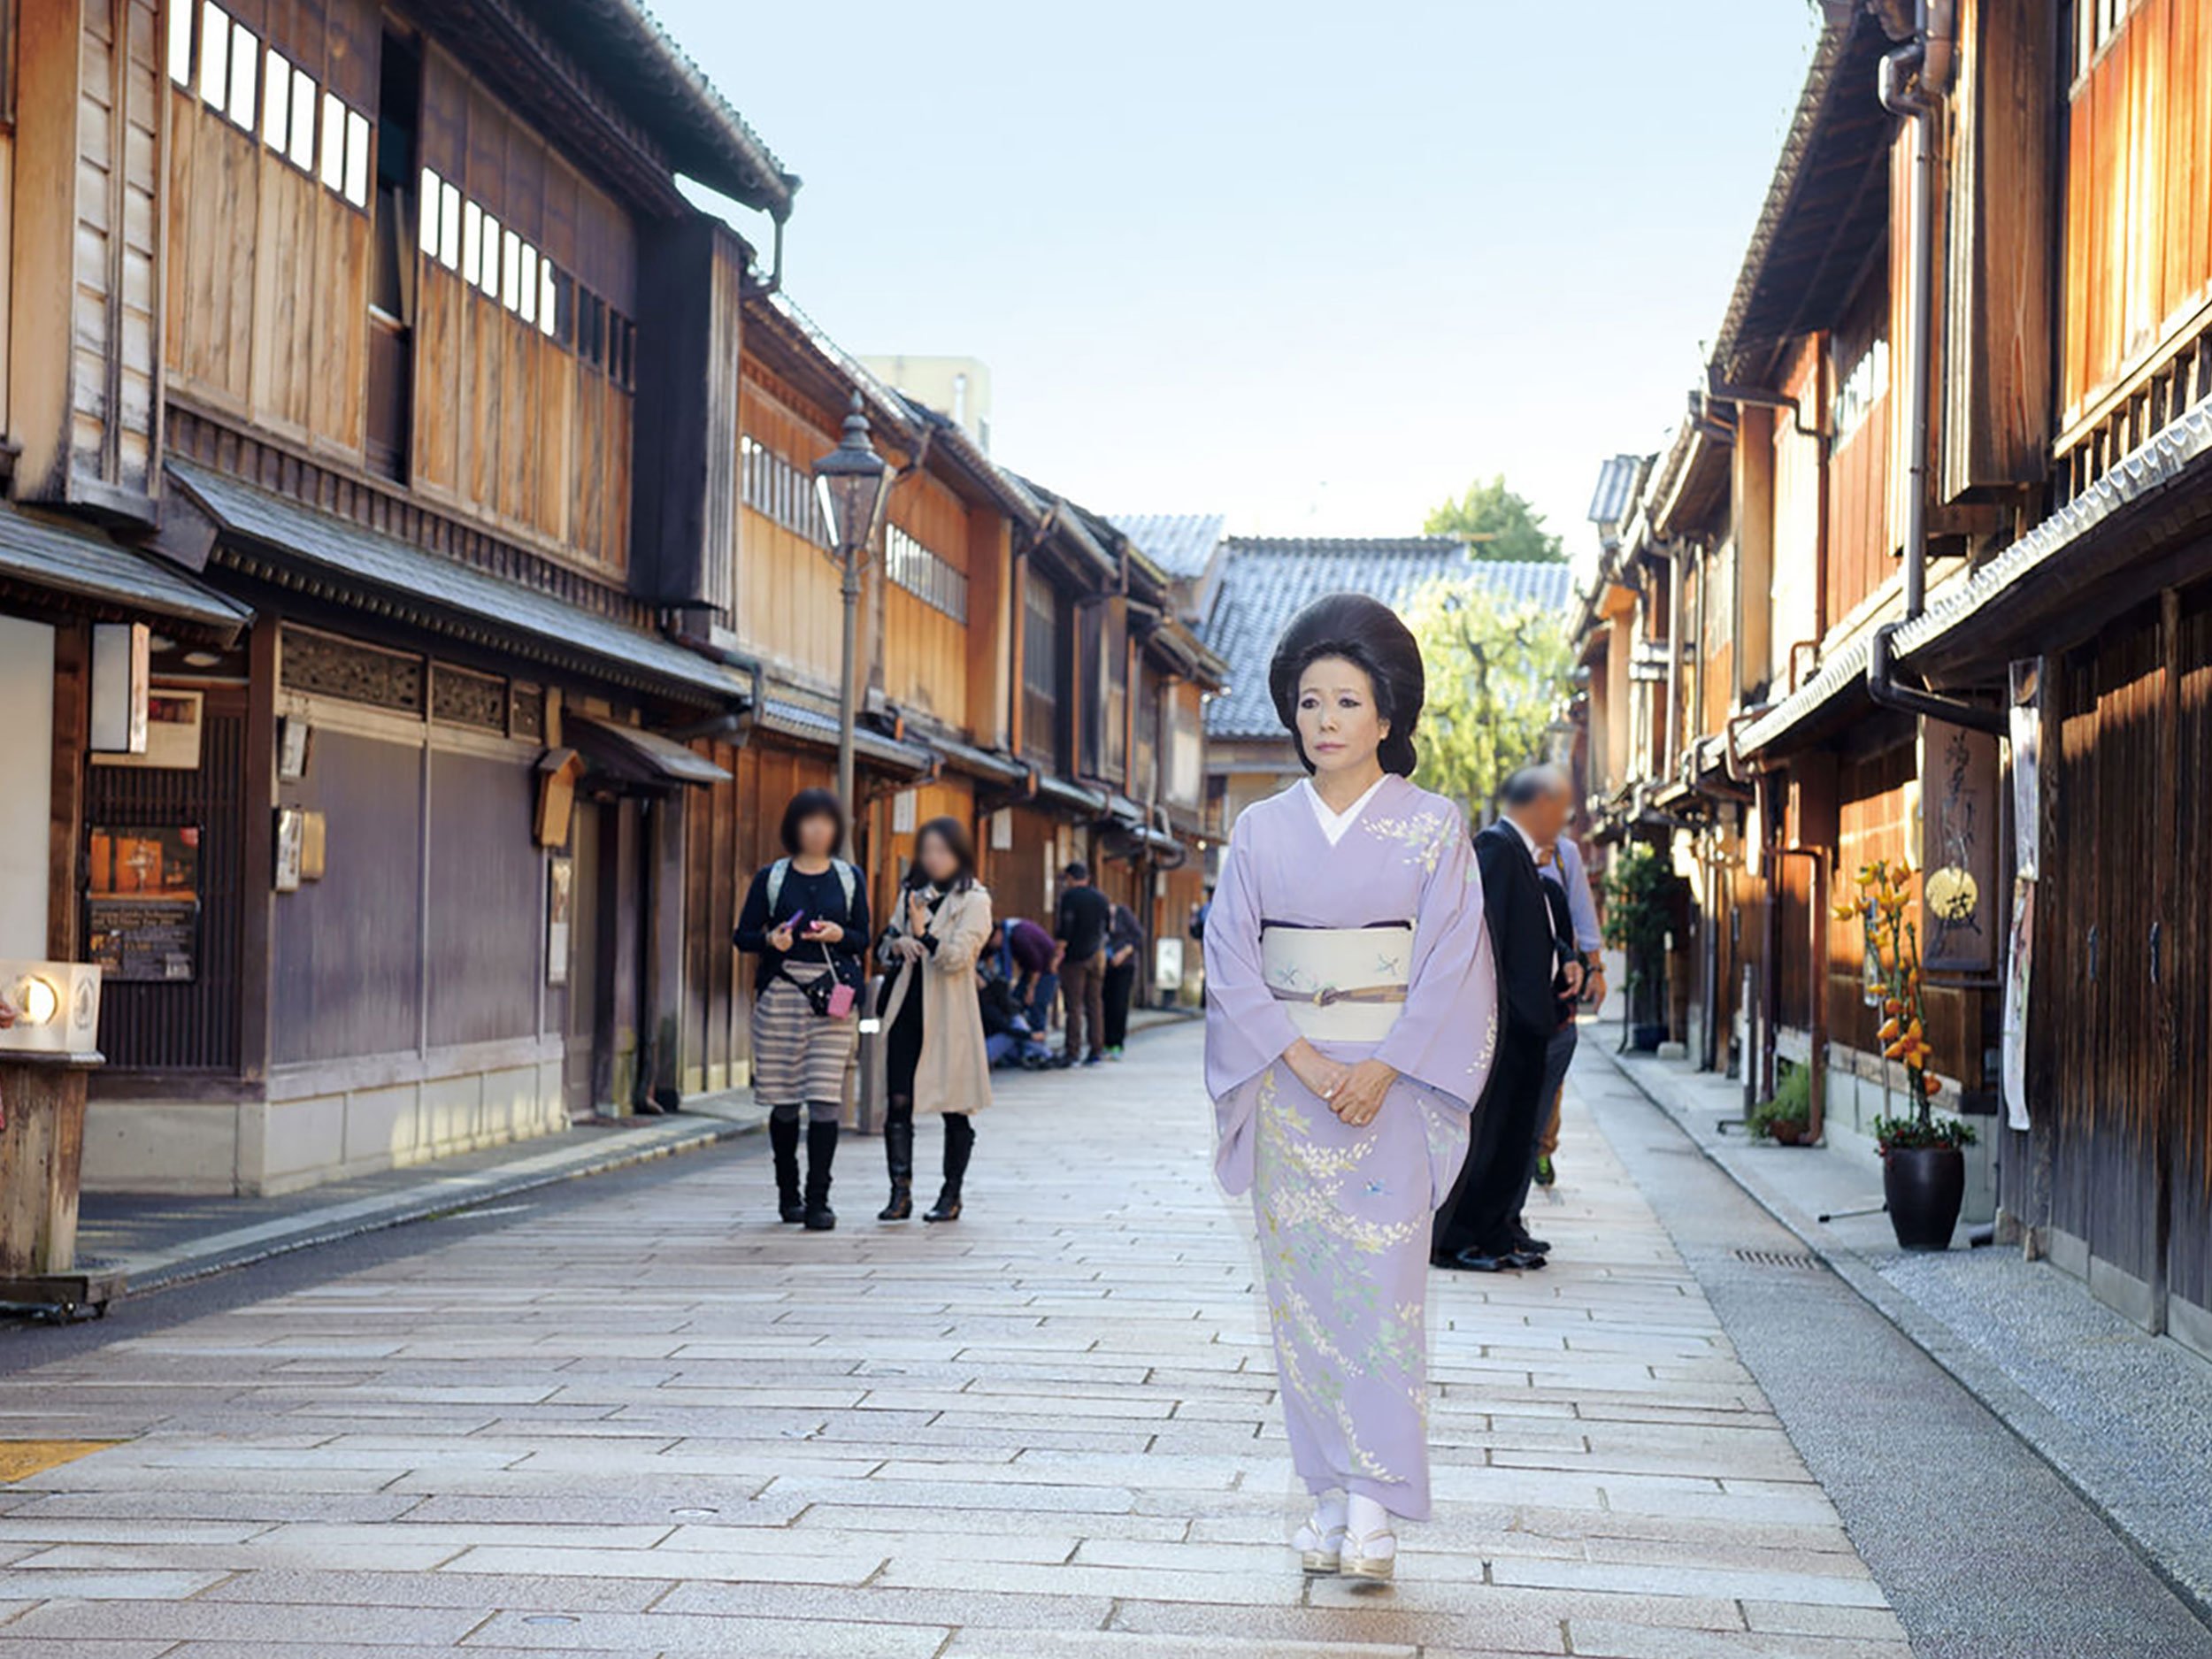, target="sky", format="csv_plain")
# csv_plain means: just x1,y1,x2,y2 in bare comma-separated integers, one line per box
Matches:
653,0,1823,571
